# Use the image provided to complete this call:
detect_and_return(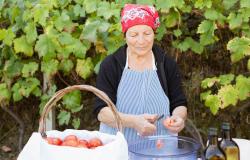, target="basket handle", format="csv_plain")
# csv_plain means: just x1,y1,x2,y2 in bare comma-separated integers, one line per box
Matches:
38,85,122,136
